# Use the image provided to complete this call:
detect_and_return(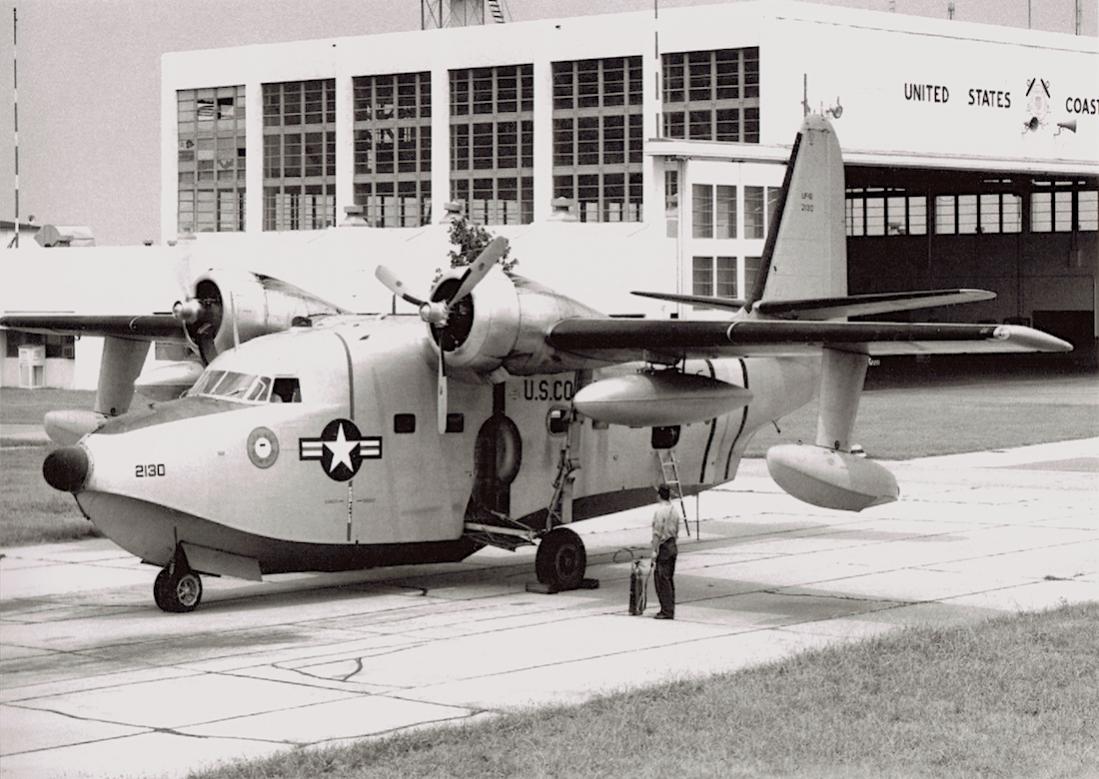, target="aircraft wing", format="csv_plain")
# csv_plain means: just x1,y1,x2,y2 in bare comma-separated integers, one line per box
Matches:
546,318,1073,363
0,313,183,340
